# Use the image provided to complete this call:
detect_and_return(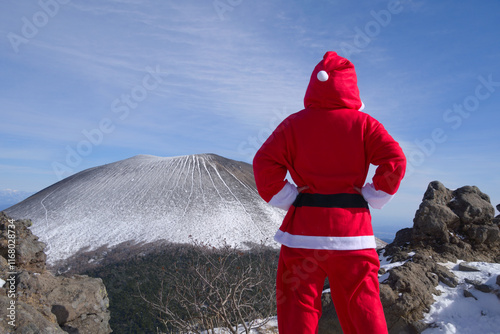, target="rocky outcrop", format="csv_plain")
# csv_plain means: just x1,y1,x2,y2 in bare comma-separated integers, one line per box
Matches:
377,181,500,333
0,212,112,333
388,181,500,263
319,181,500,333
